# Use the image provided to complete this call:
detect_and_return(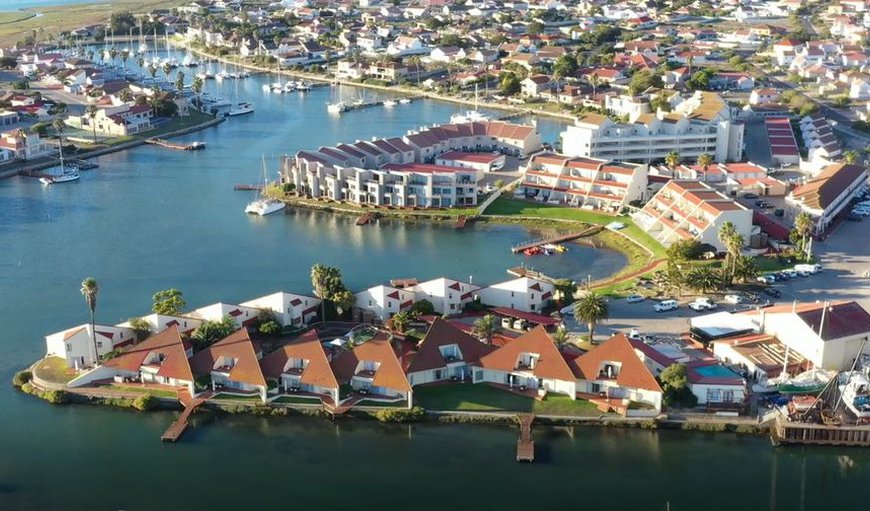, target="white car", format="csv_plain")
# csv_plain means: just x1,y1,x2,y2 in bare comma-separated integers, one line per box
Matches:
688,297,717,311
757,275,775,285
625,294,645,303
654,300,678,312
724,294,743,304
